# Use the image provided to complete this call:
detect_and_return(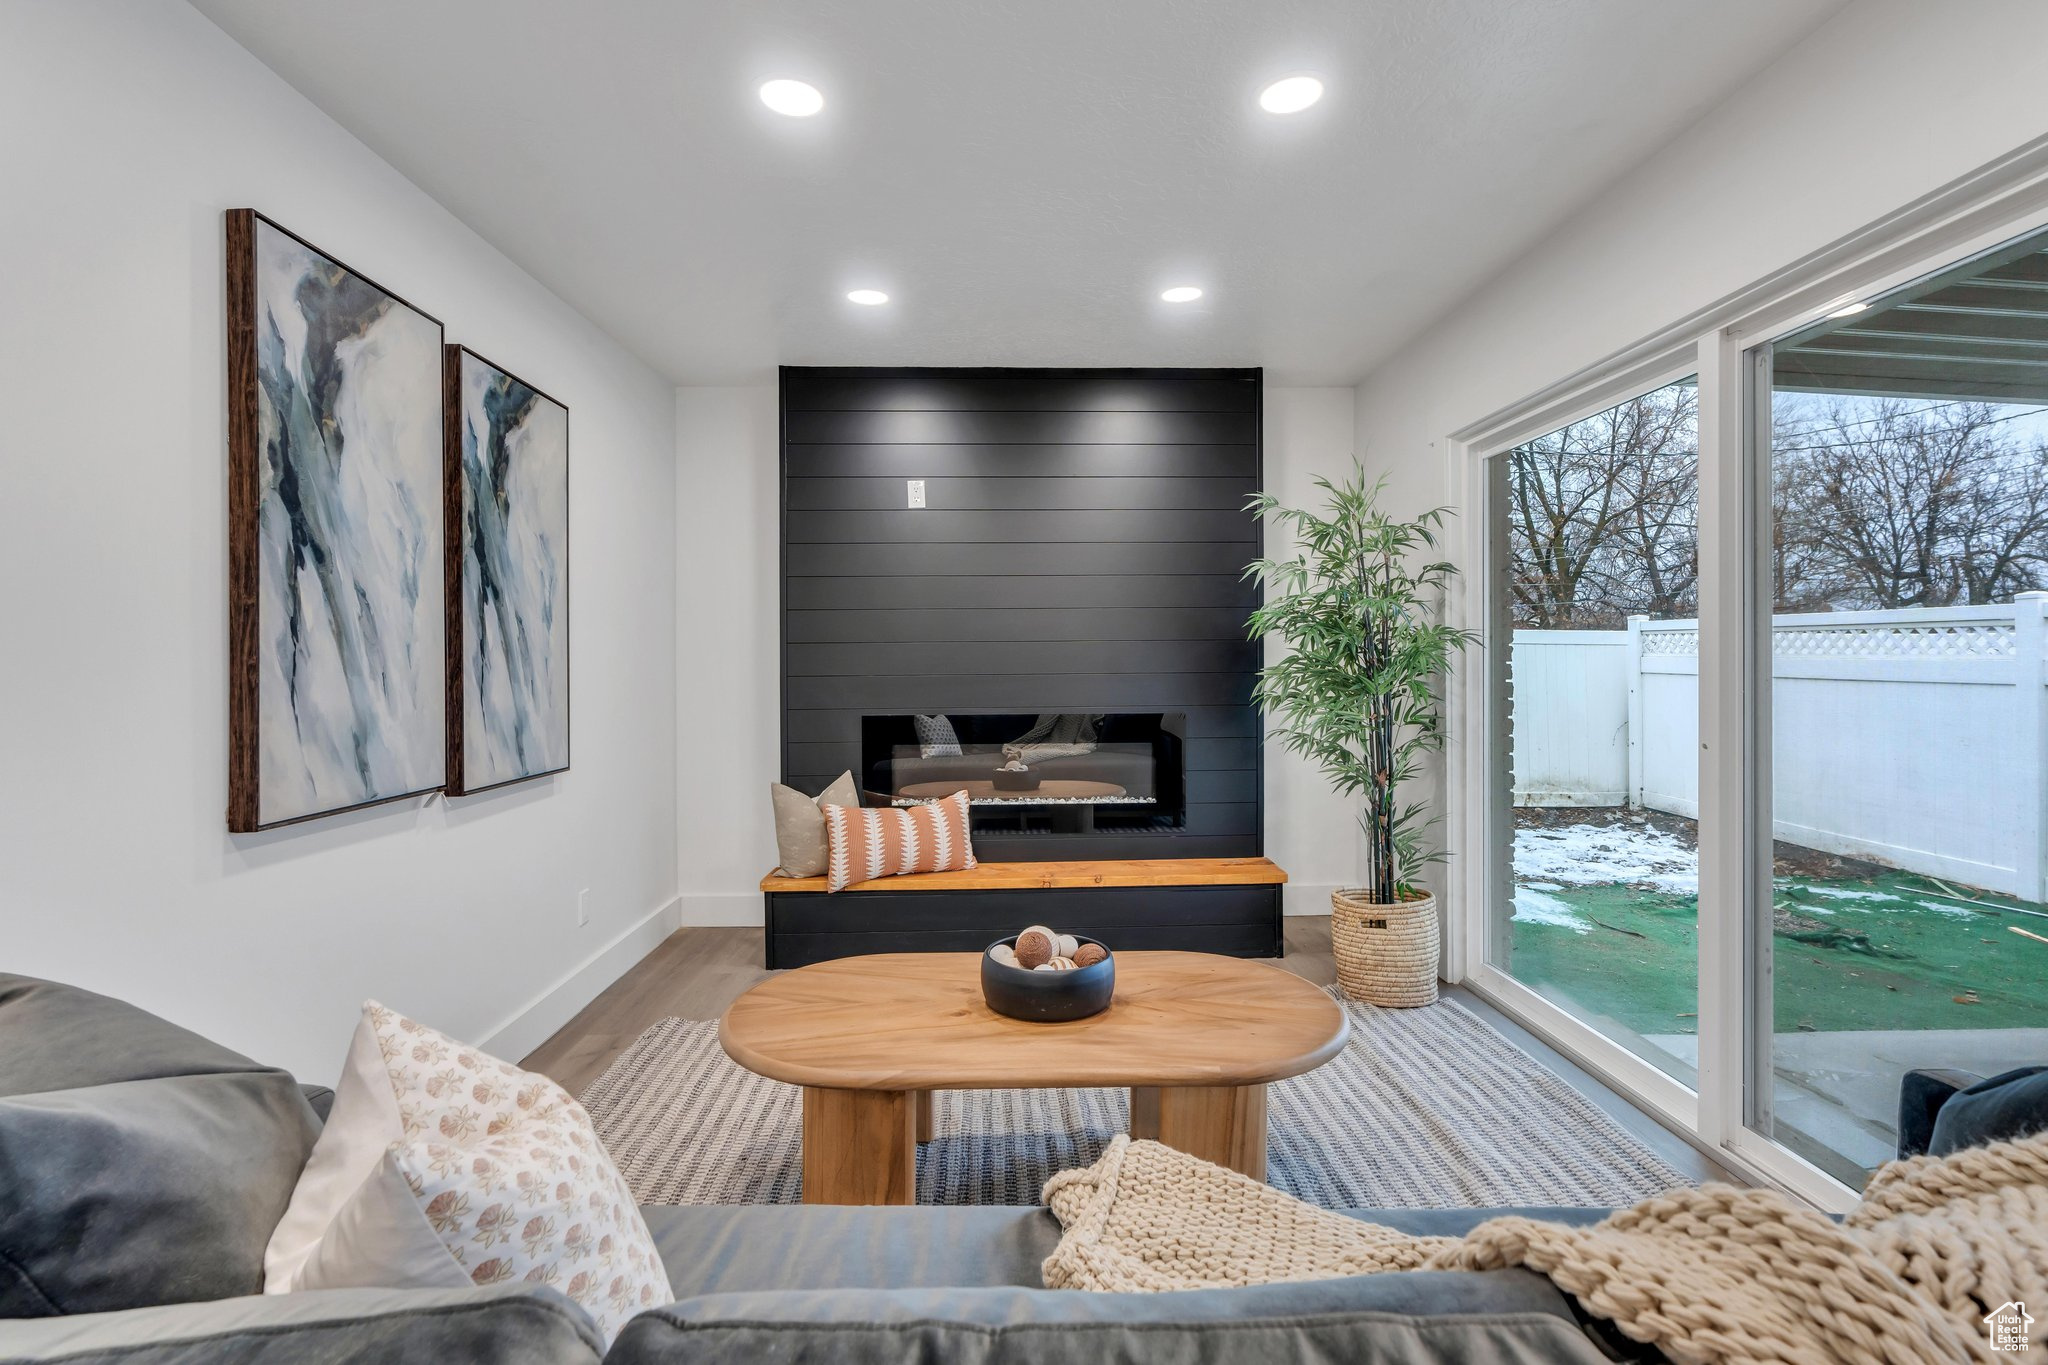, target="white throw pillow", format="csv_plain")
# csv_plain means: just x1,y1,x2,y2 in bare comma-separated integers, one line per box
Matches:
263,1002,666,1342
